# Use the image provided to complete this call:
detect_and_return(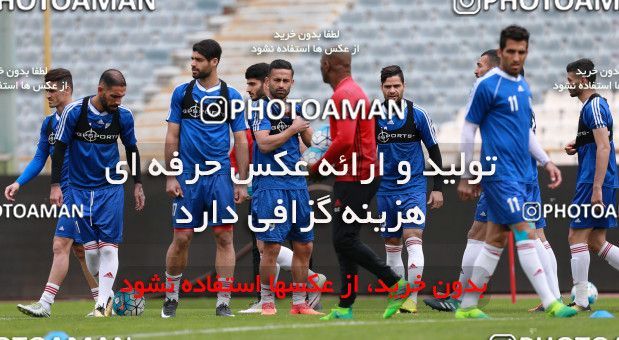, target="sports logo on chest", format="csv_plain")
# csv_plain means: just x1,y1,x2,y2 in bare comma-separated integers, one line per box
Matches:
74,96,121,144
48,132,56,145
377,128,415,144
